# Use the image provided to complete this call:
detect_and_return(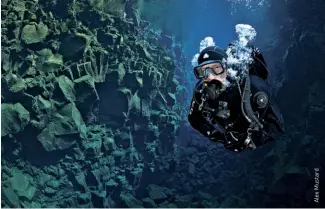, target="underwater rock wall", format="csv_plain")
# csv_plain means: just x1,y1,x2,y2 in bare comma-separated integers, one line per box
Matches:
238,0,325,207
1,0,189,207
